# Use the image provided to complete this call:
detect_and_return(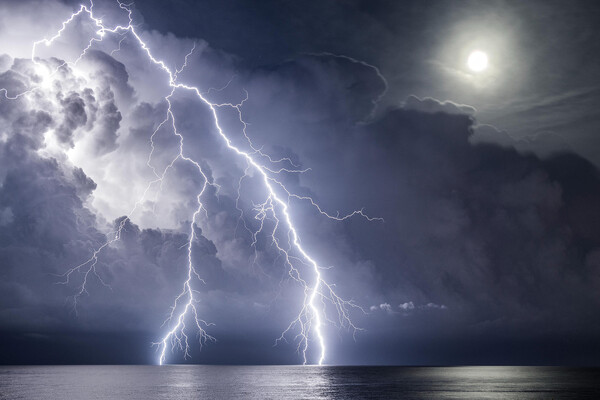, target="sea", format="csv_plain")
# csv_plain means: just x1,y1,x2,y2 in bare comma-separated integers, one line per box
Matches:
1,365,599,399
